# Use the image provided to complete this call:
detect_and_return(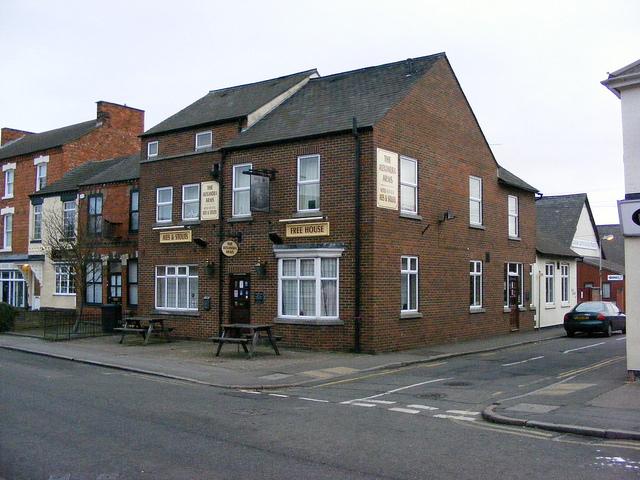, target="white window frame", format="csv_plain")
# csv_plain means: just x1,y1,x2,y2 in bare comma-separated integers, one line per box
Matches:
3,166,15,199
156,187,173,223
182,183,200,221
470,260,483,309
504,262,524,308
63,200,76,238
32,204,43,241
401,256,419,313
232,163,252,217
400,156,418,215
508,195,519,238
3,213,12,250
155,265,198,311
469,176,482,226
276,248,342,322
54,264,76,295
195,131,213,150
545,263,555,305
35,163,47,191
560,263,570,304
147,141,159,158
297,154,320,212
602,282,611,299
